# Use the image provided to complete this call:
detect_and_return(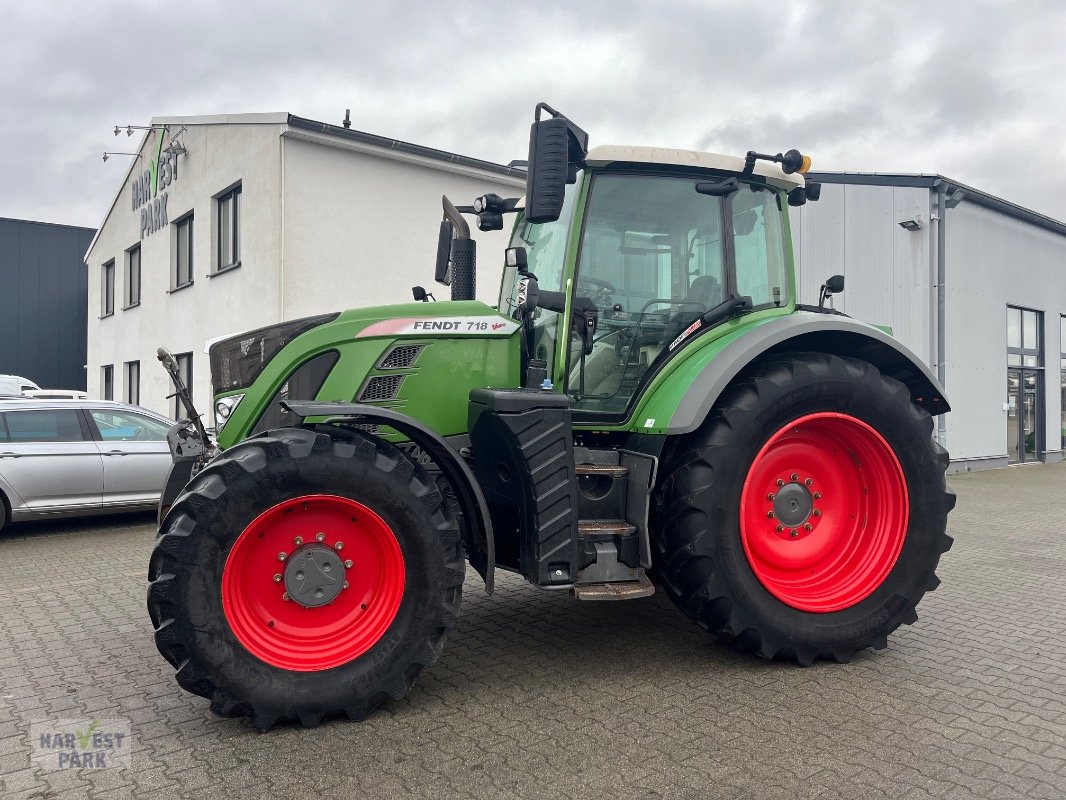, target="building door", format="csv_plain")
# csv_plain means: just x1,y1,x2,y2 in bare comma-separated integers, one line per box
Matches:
1006,306,1045,464
1007,367,1042,464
